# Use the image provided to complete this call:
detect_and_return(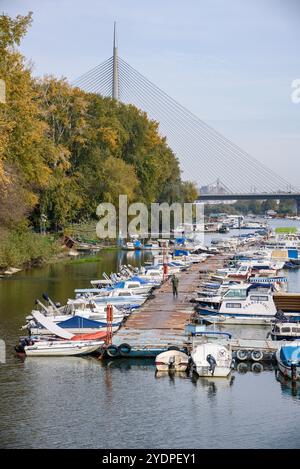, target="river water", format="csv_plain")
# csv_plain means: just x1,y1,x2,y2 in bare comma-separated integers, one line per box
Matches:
0,220,300,449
